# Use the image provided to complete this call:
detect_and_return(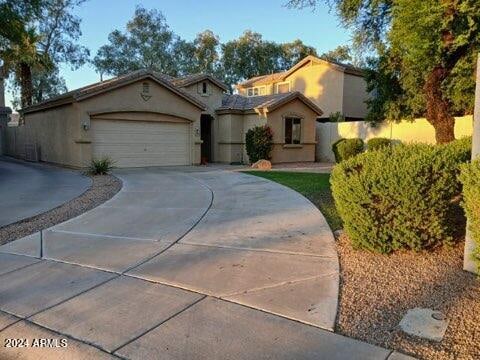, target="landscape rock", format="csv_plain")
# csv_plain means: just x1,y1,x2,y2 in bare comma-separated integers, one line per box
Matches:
251,159,272,170
399,308,448,342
